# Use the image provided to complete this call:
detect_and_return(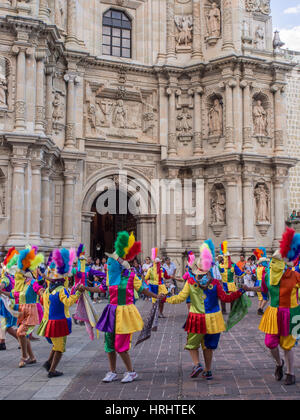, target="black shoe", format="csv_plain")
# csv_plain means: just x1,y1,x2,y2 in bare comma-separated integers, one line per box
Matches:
190,363,203,378
48,370,64,378
43,361,51,372
202,371,213,380
275,359,284,381
284,374,296,386
257,308,264,315
0,343,6,351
